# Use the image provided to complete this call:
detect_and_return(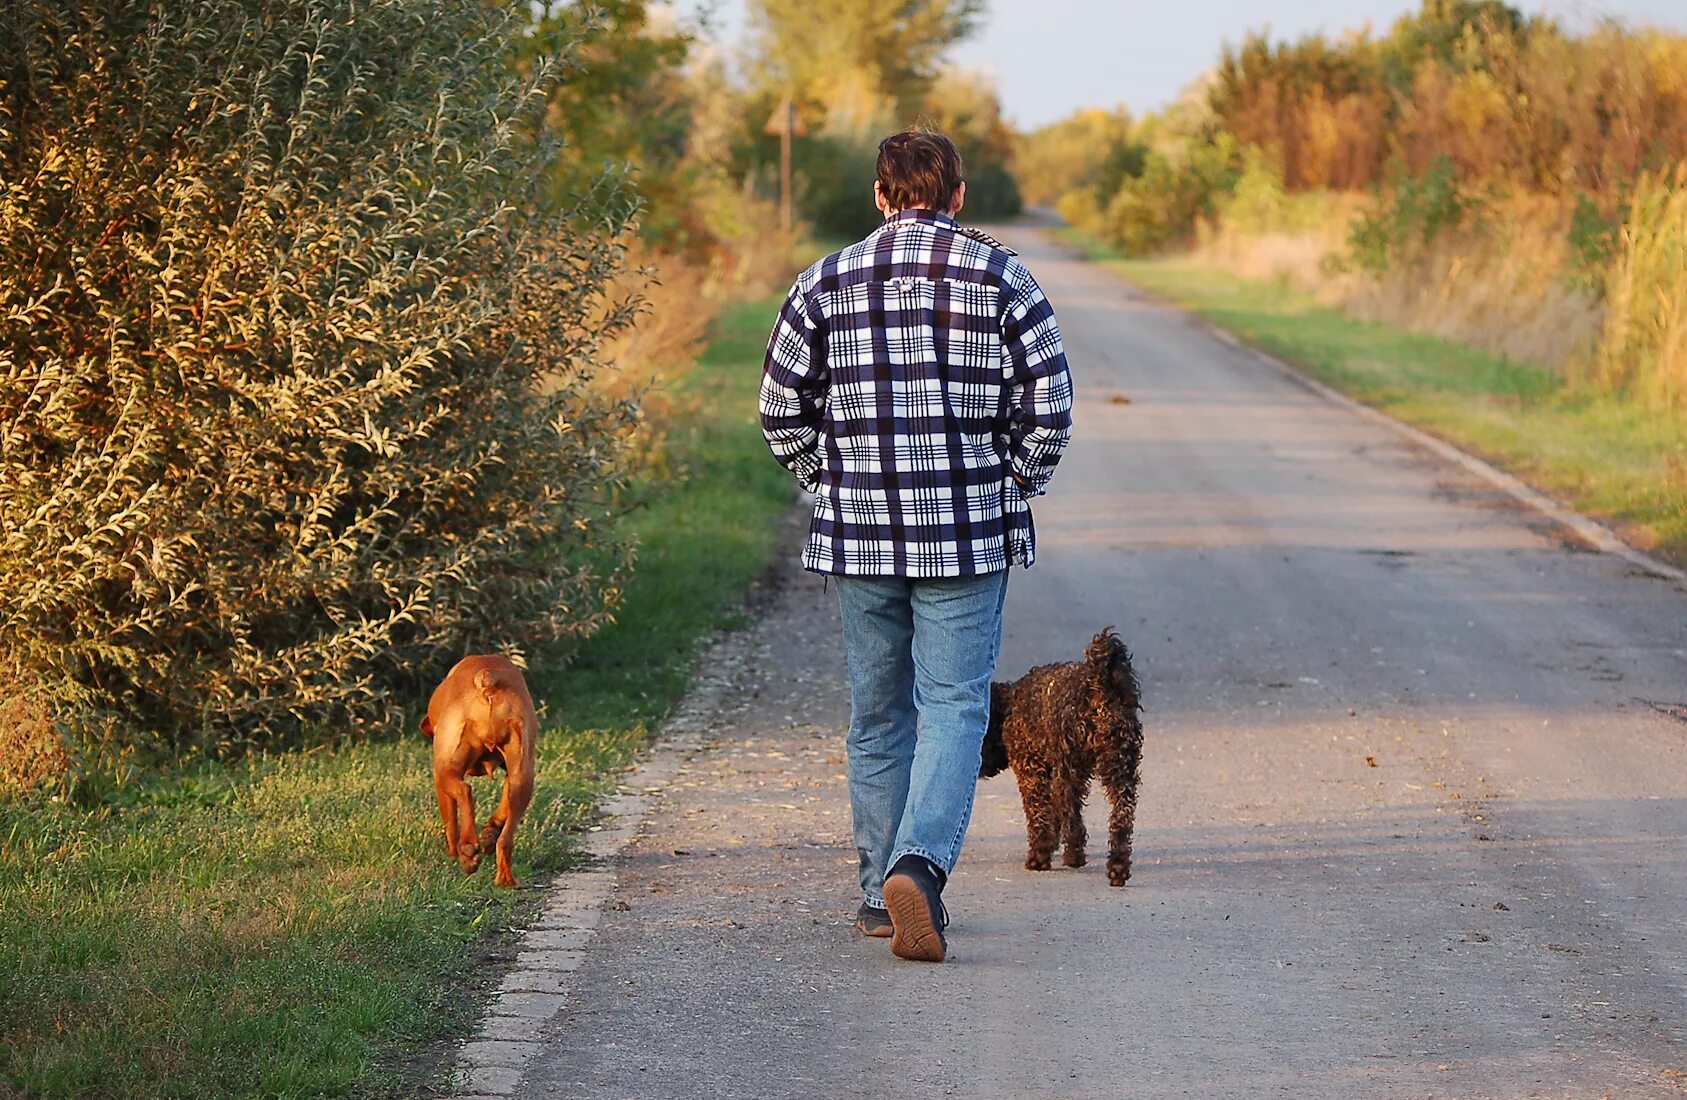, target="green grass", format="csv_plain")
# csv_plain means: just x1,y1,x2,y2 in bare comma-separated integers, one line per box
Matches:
1062,231,1687,565
0,295,793,1099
